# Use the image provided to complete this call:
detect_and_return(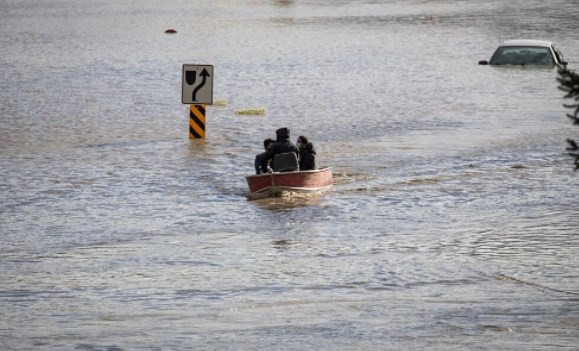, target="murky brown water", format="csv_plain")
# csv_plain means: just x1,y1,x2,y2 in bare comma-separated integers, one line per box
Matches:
1,0,578,350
